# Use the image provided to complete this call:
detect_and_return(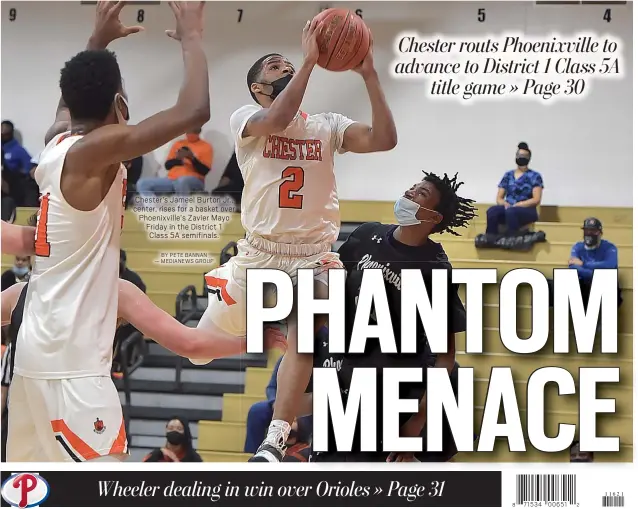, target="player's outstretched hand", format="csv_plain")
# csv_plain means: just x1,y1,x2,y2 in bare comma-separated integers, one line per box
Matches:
352,29,375,78
92,1,144,46
302,18,321,66
166,1,205,41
